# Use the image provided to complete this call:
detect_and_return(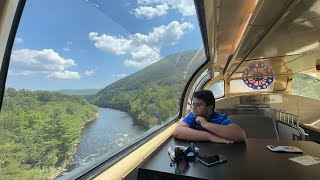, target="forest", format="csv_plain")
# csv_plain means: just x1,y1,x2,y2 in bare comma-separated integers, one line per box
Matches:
0,88,99,179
